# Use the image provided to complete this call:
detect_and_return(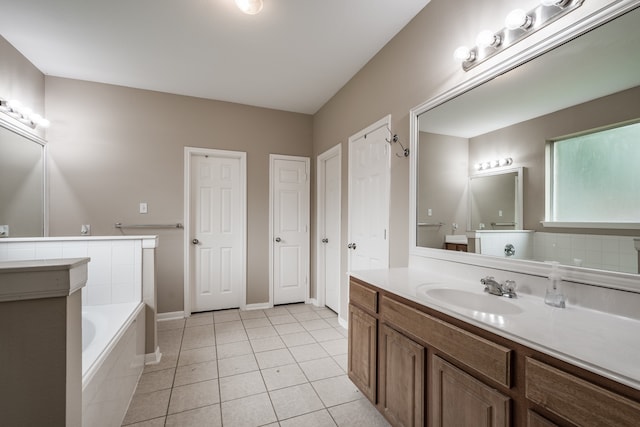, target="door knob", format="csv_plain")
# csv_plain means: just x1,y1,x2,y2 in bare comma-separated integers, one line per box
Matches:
192,238,199,245
275,237,282,242
322,238,329,243
352,243,357,250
